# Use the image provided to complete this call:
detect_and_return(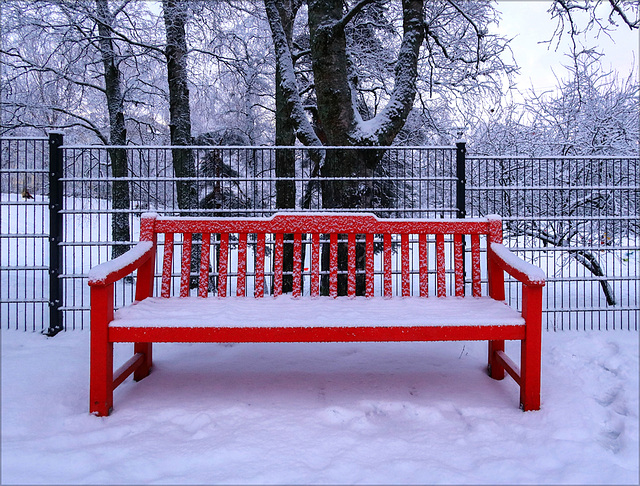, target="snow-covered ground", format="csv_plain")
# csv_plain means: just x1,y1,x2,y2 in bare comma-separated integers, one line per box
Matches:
2,192,639,483
2,328,638,484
